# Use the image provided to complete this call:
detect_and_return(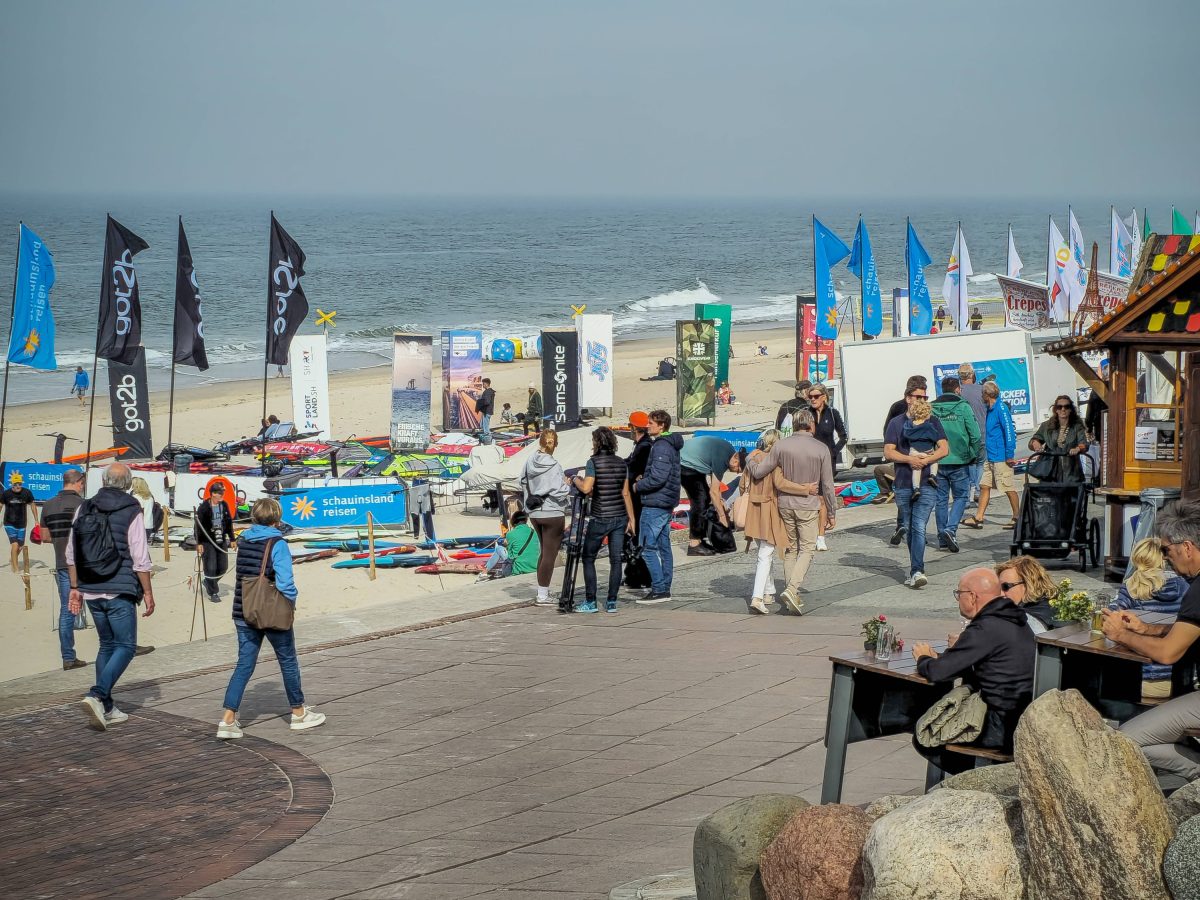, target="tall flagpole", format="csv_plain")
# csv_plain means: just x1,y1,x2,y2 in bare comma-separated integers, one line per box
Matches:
956,220,964,331
1004,224,1012,327
1046,214,1053,289
83,217,106,474
1109,204,1115,275
0,223,22,464
167,216,180,453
